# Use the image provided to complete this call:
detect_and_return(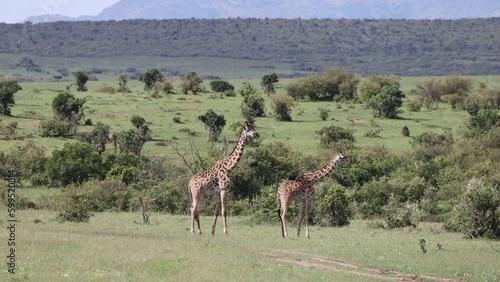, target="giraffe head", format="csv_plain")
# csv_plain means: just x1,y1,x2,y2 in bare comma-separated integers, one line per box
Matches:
334,154,349,165
242,121,256,139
